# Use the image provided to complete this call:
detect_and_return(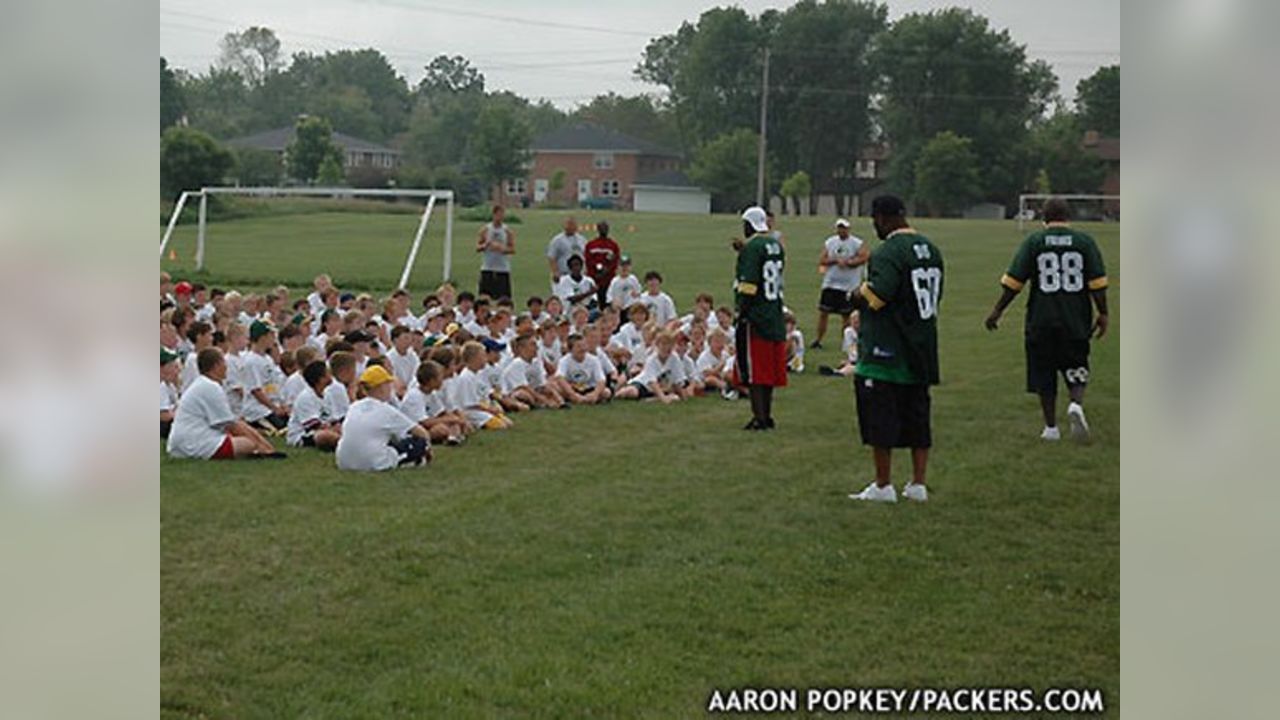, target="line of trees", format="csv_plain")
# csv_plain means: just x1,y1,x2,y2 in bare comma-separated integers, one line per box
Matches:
161,4,1119,214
